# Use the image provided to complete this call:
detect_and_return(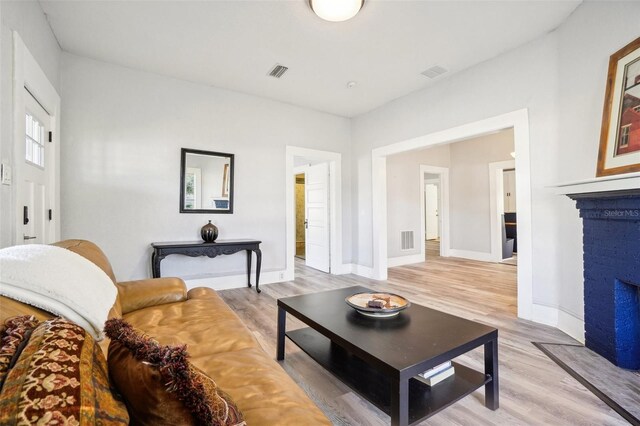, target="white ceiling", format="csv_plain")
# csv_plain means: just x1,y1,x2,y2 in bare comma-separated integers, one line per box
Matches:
40,0,581,117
